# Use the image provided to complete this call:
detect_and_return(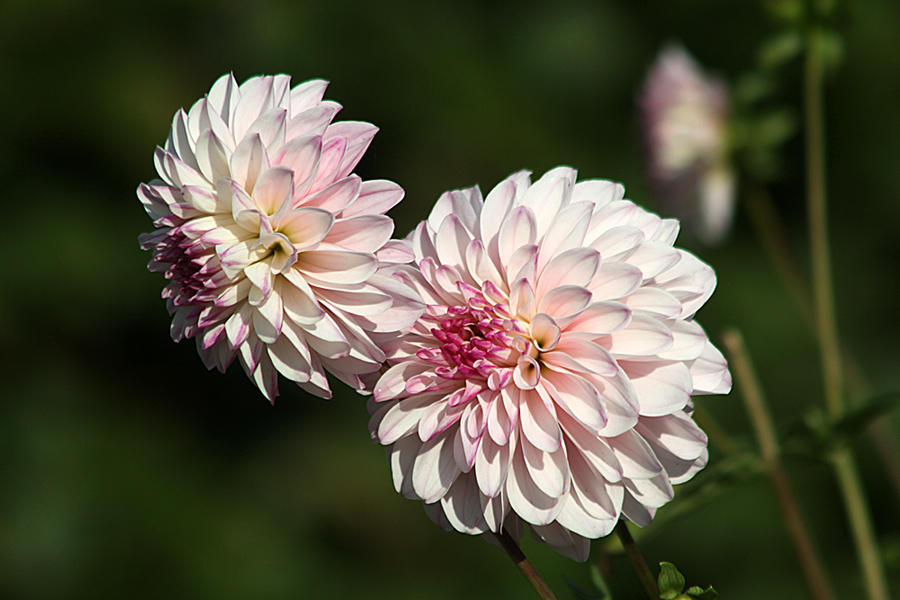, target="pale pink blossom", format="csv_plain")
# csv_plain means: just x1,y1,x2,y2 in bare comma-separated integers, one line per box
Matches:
139,74,423,401
641,45,736,245
369,167,731,561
